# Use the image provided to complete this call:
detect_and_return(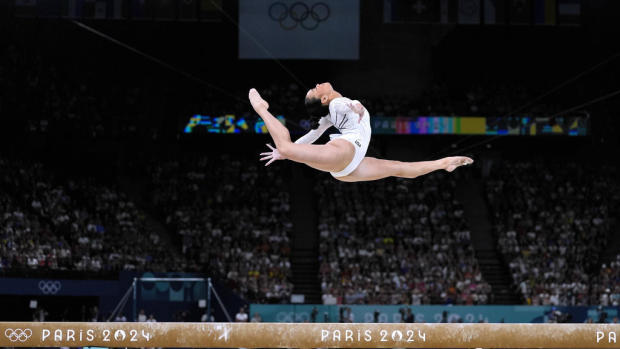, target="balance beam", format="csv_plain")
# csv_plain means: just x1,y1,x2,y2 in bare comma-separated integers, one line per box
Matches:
1,322,619,348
